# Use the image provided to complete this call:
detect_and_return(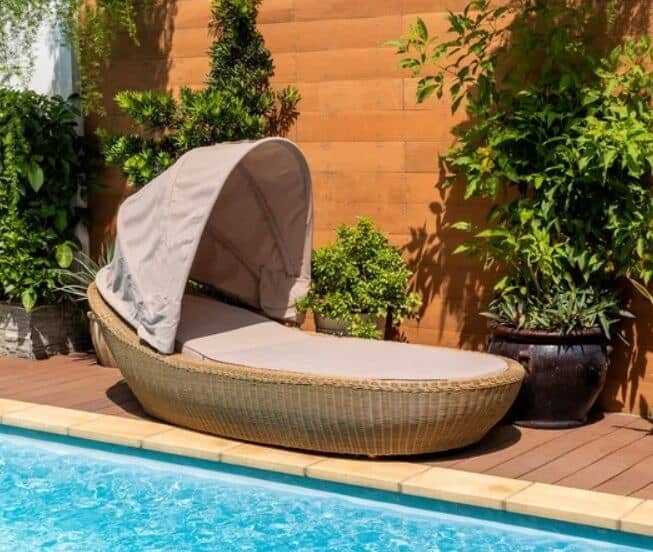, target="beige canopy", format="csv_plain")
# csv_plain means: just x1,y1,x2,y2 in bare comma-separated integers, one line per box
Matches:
96,138,313,354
